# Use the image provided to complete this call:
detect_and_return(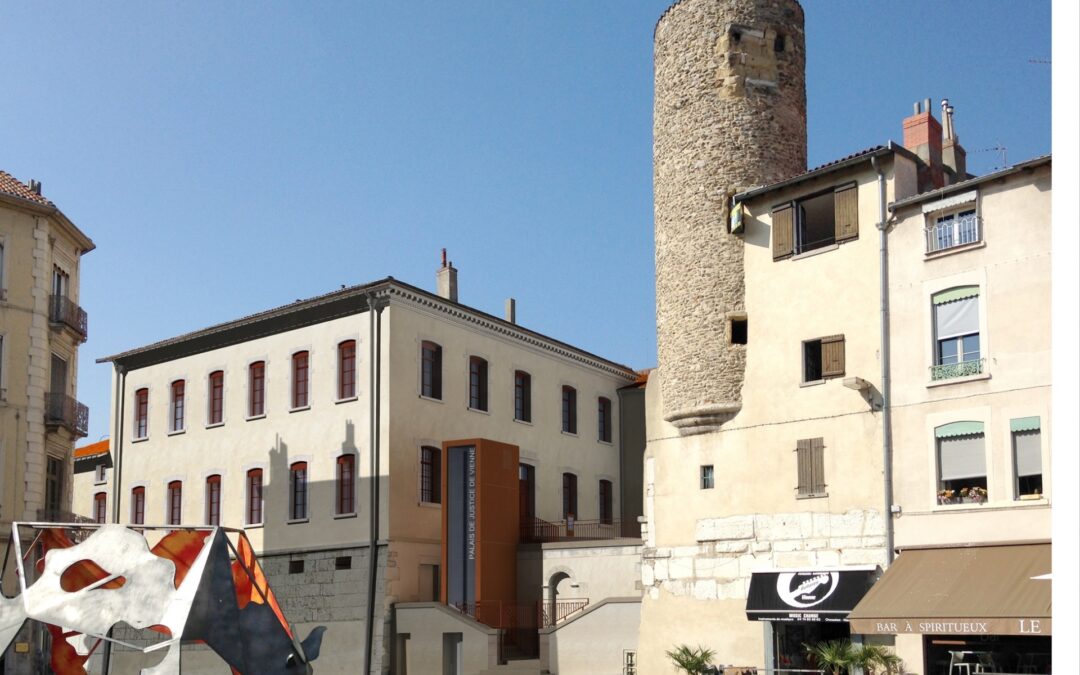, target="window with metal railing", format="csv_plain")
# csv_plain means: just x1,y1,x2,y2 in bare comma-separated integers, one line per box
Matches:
926,209,980,253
